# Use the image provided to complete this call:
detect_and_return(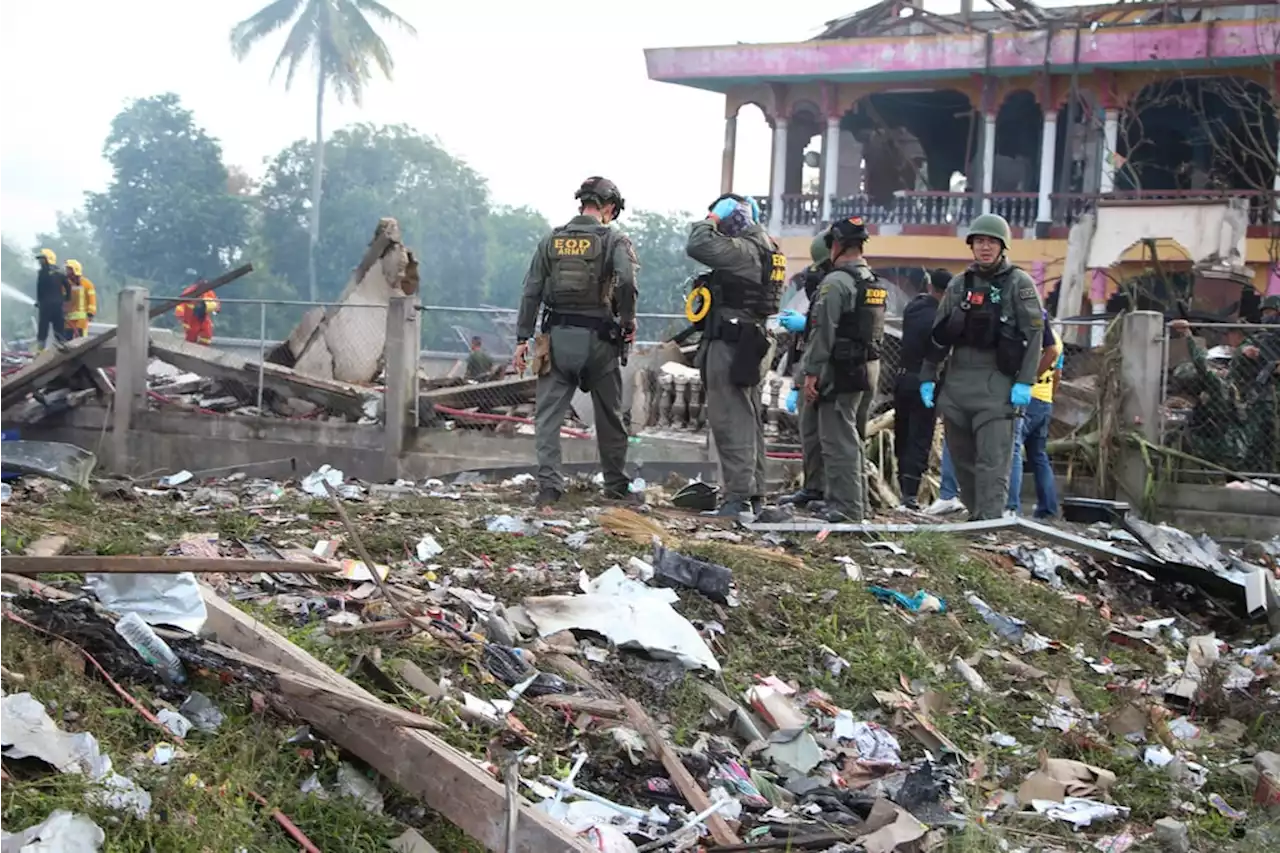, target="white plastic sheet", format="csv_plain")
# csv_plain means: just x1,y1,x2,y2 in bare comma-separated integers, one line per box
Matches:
0,810,105,853
86,572,207,634
524,589,720,672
